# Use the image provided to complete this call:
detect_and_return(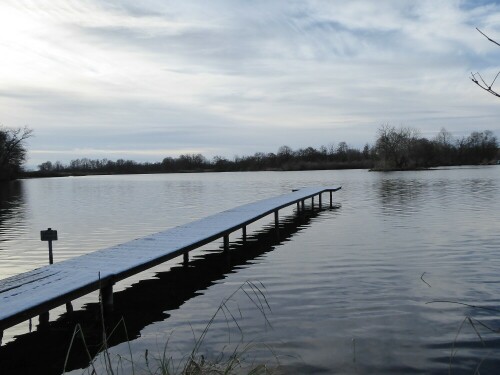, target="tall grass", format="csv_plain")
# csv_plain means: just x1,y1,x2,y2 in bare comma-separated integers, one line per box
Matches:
63,281,278,375
427,300,500,374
